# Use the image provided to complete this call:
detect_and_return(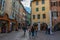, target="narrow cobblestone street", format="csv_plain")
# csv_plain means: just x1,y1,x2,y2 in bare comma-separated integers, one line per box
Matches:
0,30,60,40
